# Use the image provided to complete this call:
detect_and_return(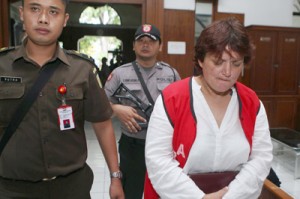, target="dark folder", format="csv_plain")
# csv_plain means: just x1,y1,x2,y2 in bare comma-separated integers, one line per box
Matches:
189,171,238,194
